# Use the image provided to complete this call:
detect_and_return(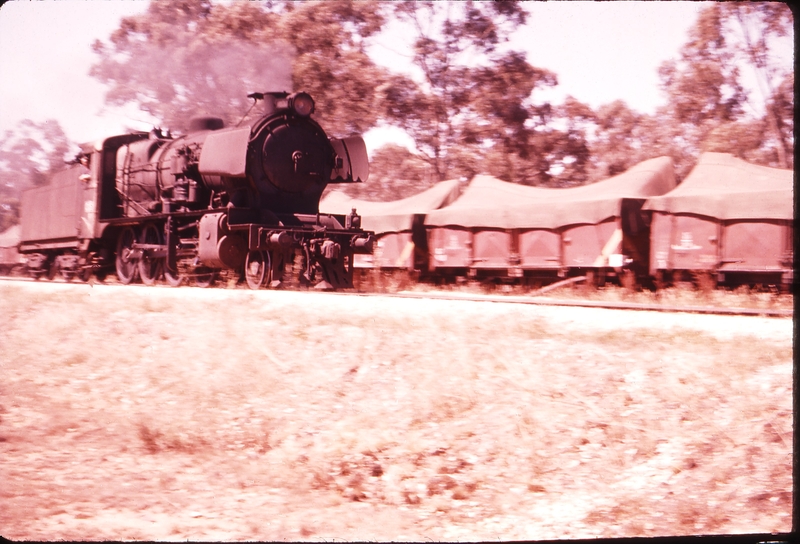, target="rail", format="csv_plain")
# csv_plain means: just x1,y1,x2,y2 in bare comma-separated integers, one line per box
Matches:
342,290,793,318
0,275,791,318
